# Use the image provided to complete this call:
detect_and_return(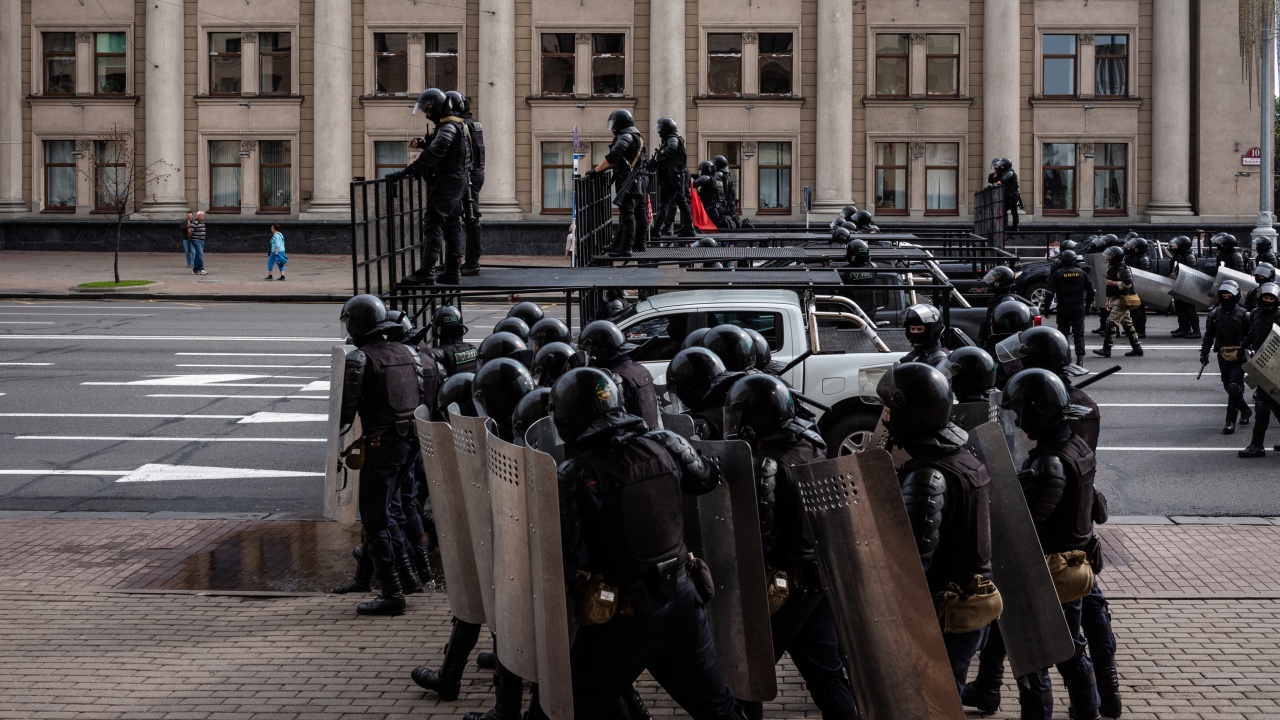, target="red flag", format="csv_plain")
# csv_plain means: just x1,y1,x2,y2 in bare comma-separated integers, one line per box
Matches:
688,182,718,233
647,195,654,226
